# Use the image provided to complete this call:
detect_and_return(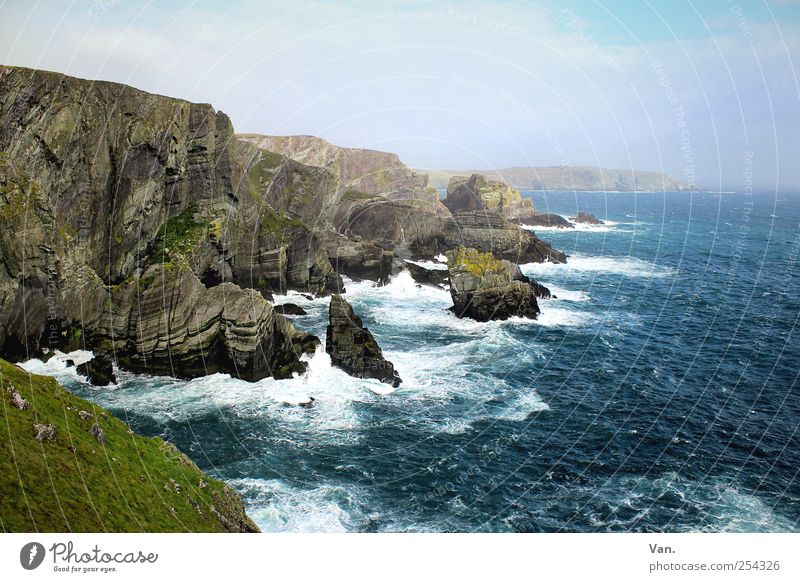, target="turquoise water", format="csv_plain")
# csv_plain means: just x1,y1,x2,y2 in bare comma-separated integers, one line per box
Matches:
24,191,800,532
